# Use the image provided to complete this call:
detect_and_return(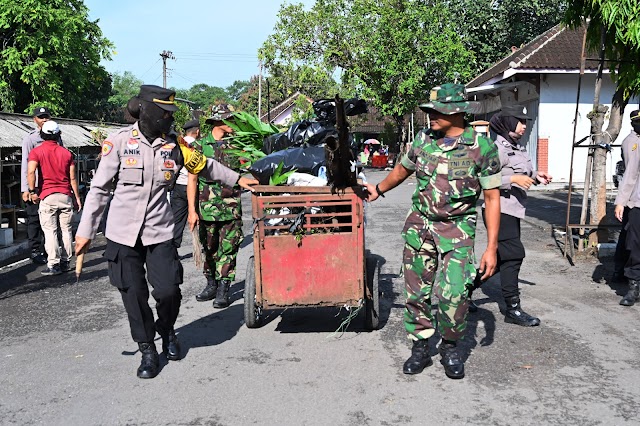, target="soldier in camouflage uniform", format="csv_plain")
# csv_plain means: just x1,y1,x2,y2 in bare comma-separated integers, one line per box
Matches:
363,83,502,379
190,104,243,308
